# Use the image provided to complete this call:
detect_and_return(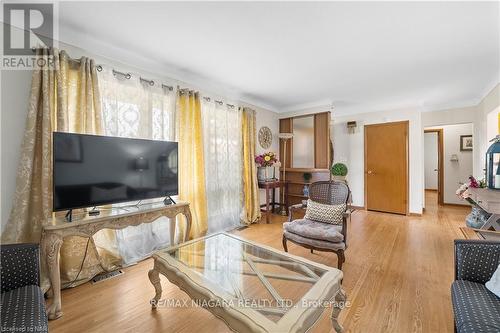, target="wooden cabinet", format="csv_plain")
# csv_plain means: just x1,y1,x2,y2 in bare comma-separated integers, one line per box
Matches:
314,112,331,169
279,112,332,206
282,168,331,206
